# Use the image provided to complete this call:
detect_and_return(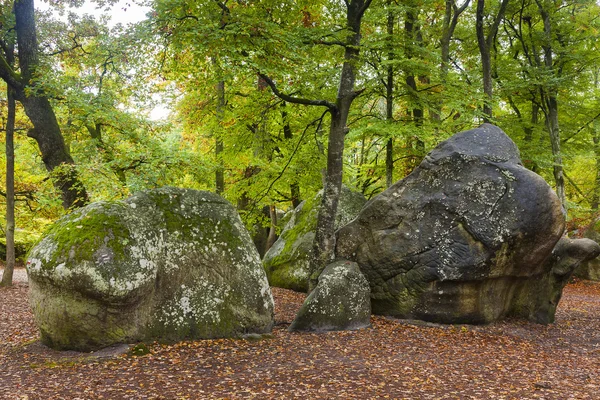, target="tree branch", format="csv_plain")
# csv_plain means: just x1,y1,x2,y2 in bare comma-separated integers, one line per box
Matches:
487,0,510,48
258,73,336,110
0,53,22,91
562,110,600,144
